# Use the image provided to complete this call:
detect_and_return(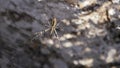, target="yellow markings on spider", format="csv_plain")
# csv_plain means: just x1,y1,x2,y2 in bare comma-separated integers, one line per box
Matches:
50,17,58,37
